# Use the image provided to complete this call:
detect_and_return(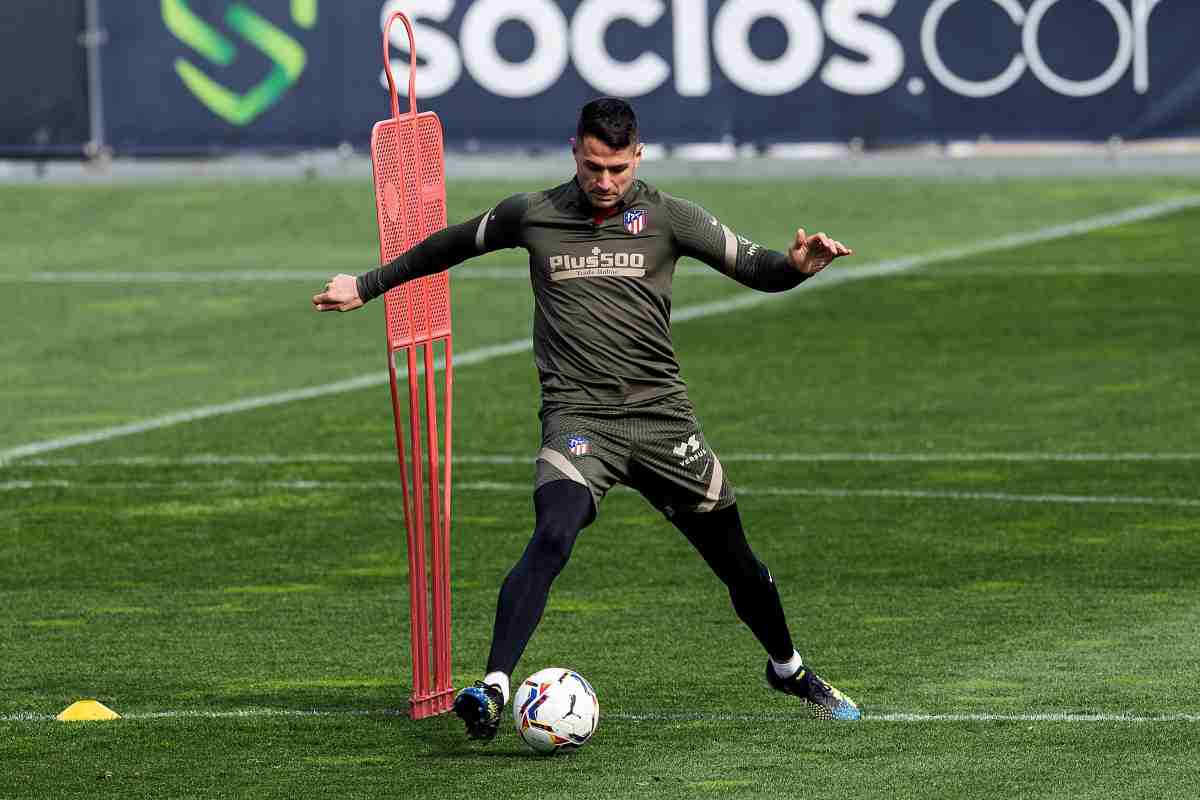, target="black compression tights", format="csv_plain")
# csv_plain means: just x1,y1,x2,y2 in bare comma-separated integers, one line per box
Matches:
670,503,795,662
486,480,594,676
486,481,795,676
